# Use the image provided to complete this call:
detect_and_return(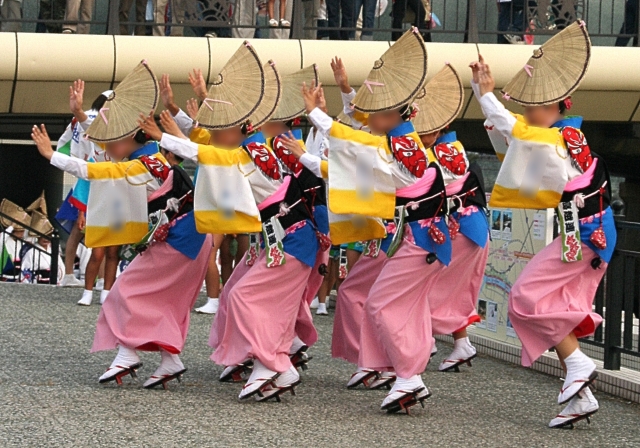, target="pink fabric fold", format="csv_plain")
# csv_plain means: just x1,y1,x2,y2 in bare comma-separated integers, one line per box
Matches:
564,158,598,192
258,176,291,211
396,166,437,198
